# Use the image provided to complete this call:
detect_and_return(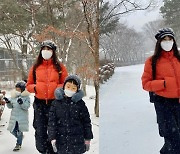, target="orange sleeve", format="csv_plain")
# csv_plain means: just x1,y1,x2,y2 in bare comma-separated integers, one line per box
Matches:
26,66,36,93
141,57,165,92
57,63,68,88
